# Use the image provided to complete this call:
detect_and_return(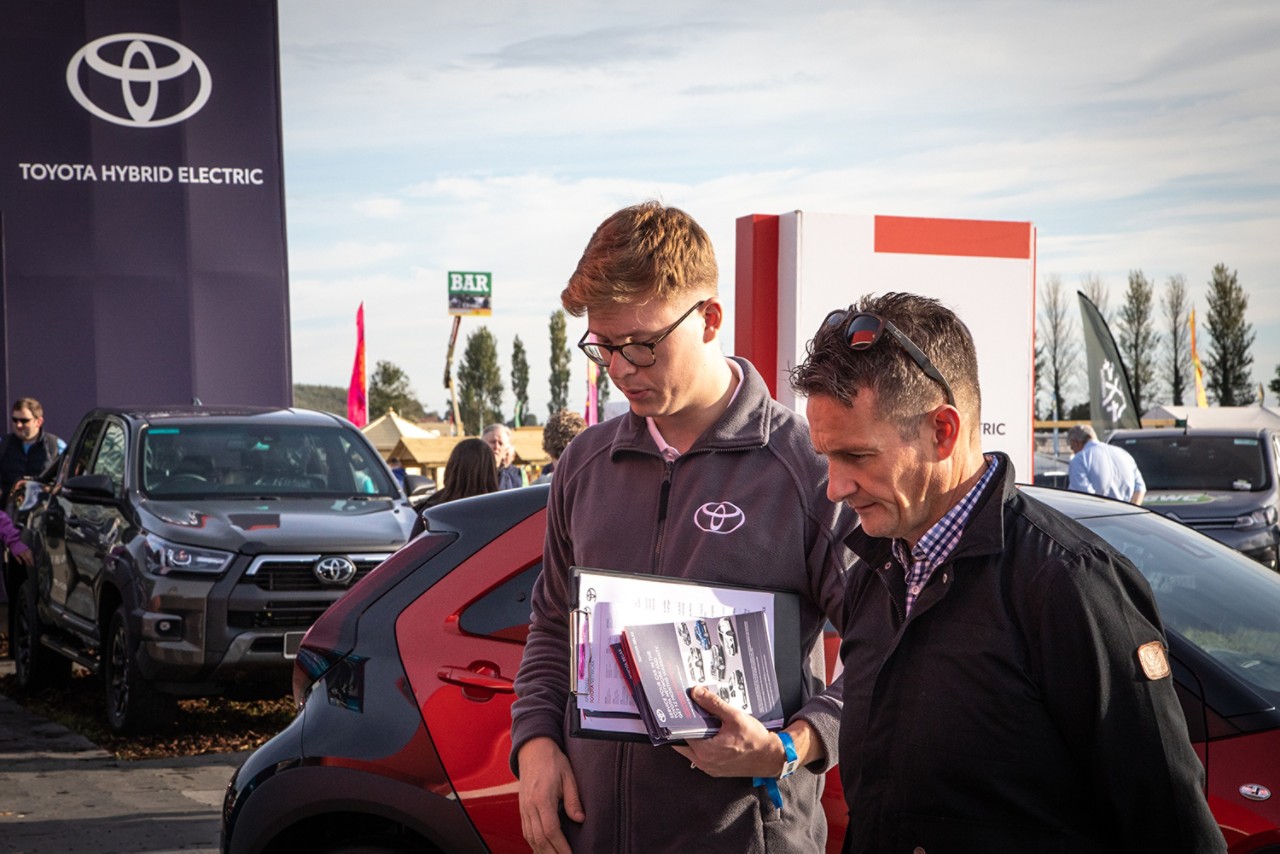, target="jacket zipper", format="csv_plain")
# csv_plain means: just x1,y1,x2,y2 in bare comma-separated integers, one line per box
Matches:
876,560,906,627
653,460,673,572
